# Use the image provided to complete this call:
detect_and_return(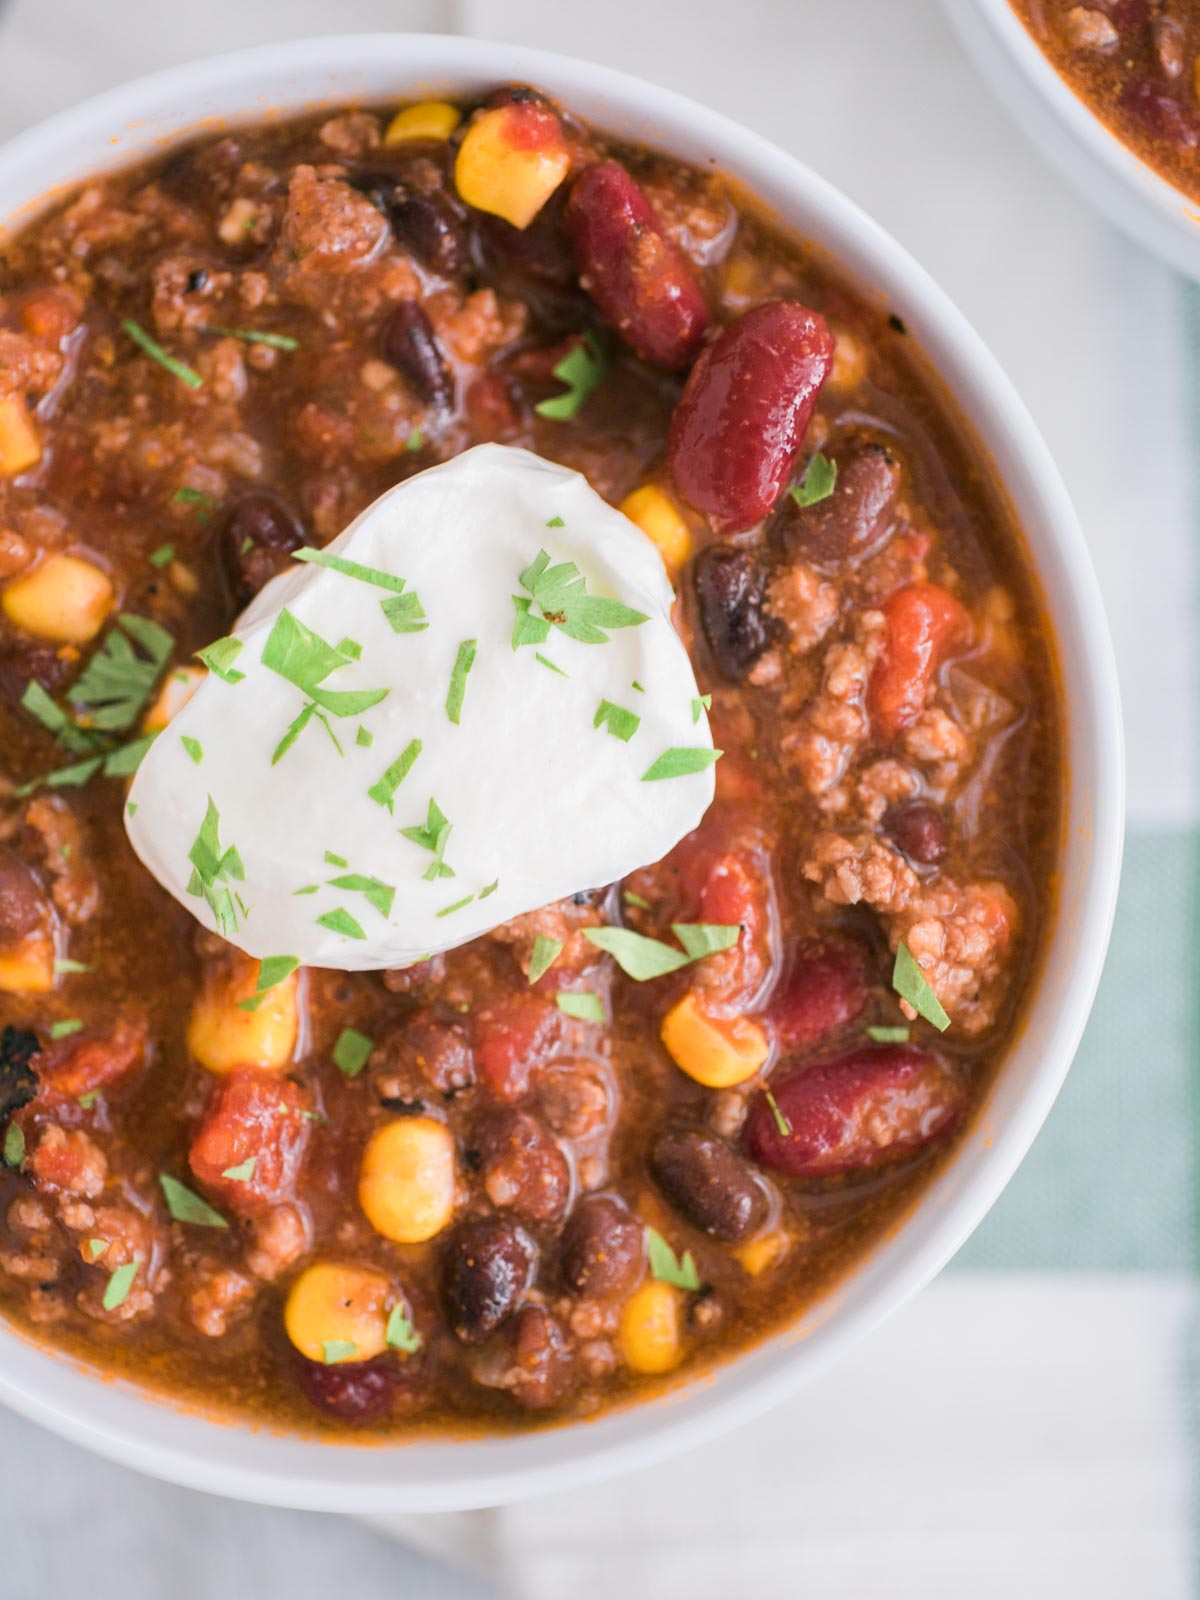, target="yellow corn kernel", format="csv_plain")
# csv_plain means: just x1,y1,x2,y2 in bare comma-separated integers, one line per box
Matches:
454,104,571,229
2,553,114,644
0,395,41,479
284,1262,390,1364
187,958,299,1075
661,992,769,1088
619,1280,683,1375
828,329,869,394
619,485,692,572
0,934,55,995
358,1117,457,1244
143,665,205,732
384,100,462,146
736,1229,788,1278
